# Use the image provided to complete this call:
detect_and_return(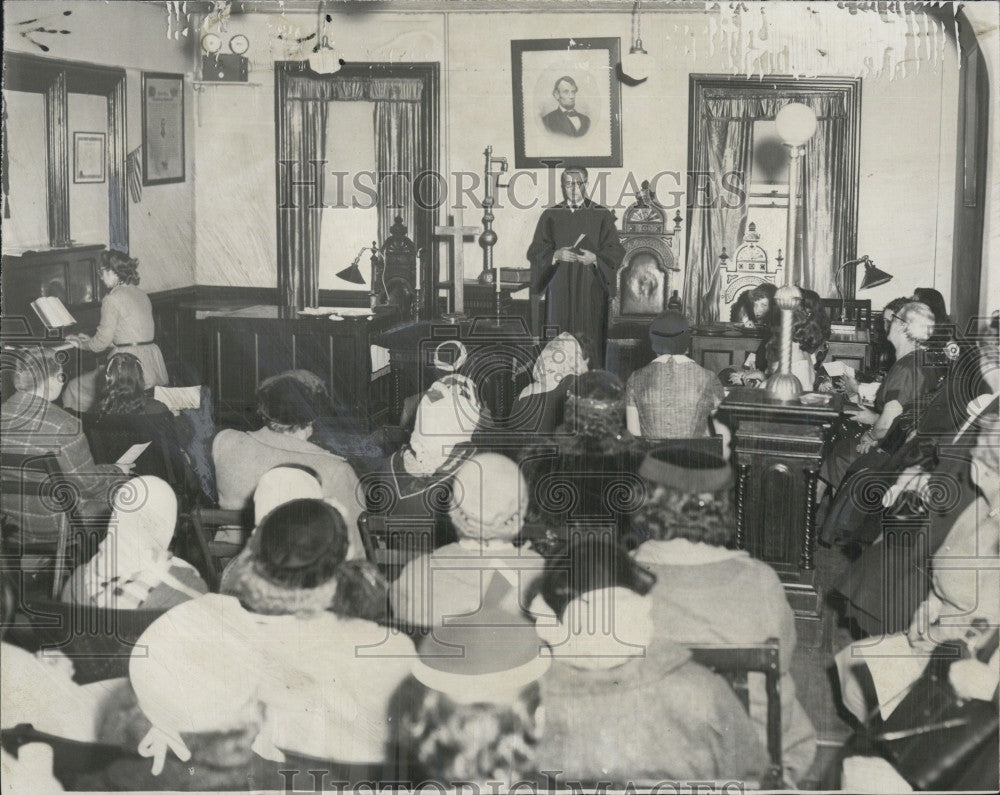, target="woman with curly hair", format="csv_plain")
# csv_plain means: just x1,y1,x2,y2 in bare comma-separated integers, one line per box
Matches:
64,250,169,412
630,445,816,785
96,352,170,417
518,370,643,554
733,288,830,390
390,574,548,786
